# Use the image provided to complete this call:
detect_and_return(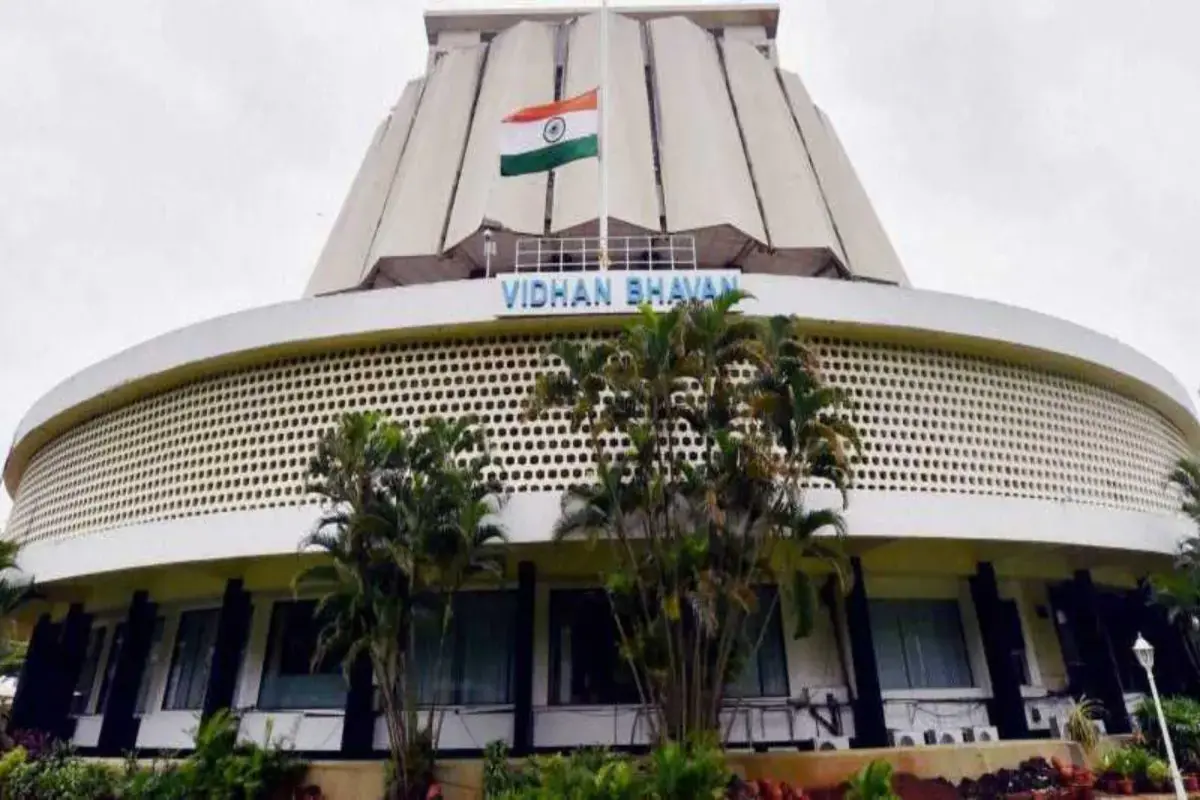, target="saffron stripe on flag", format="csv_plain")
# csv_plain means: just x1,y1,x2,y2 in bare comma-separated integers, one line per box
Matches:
502,89,598,124
500,135,599,176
